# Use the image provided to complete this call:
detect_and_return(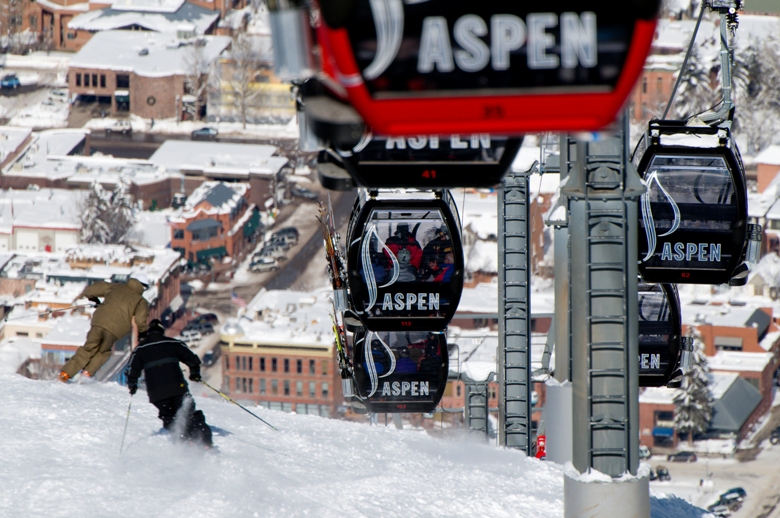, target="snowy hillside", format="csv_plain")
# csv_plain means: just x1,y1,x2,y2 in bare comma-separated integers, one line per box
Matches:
0,374,707,518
